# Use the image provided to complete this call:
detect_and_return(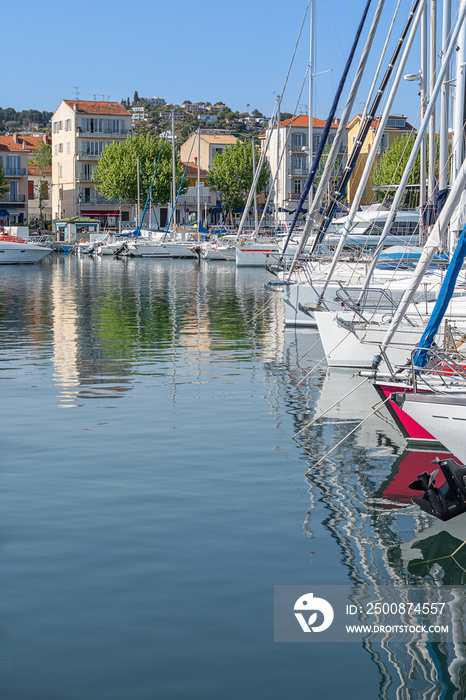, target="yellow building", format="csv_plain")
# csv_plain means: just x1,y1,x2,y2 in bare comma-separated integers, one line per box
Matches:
346,115,415,205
